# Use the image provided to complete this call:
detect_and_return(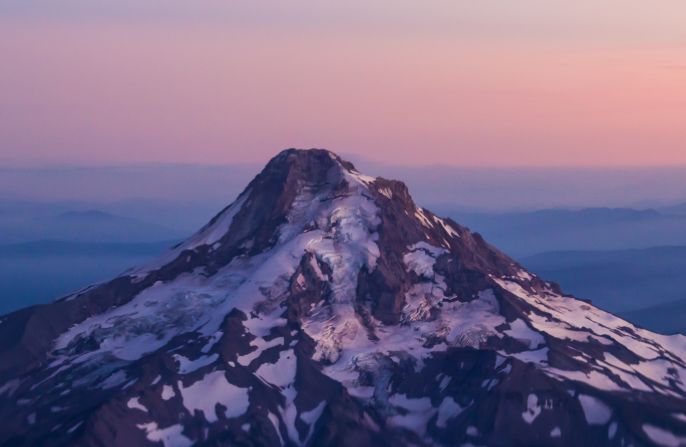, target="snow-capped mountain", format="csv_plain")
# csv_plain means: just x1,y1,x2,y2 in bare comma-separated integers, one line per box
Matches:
1,149,685,447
